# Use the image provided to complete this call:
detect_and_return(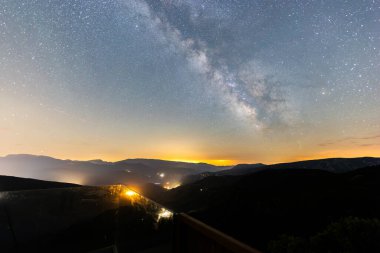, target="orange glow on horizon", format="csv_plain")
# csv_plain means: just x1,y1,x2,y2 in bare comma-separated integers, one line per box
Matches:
1,145,379,166
163,158,236,166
